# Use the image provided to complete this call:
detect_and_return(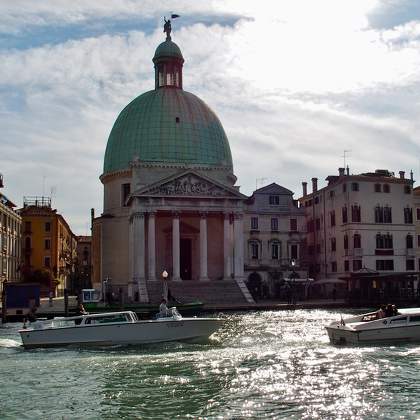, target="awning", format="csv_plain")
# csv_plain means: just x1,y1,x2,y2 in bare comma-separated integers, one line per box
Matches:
312,278,347,285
